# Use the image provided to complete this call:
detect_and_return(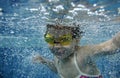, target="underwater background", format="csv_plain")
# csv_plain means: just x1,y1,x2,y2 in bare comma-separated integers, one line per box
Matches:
0,0,120,78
